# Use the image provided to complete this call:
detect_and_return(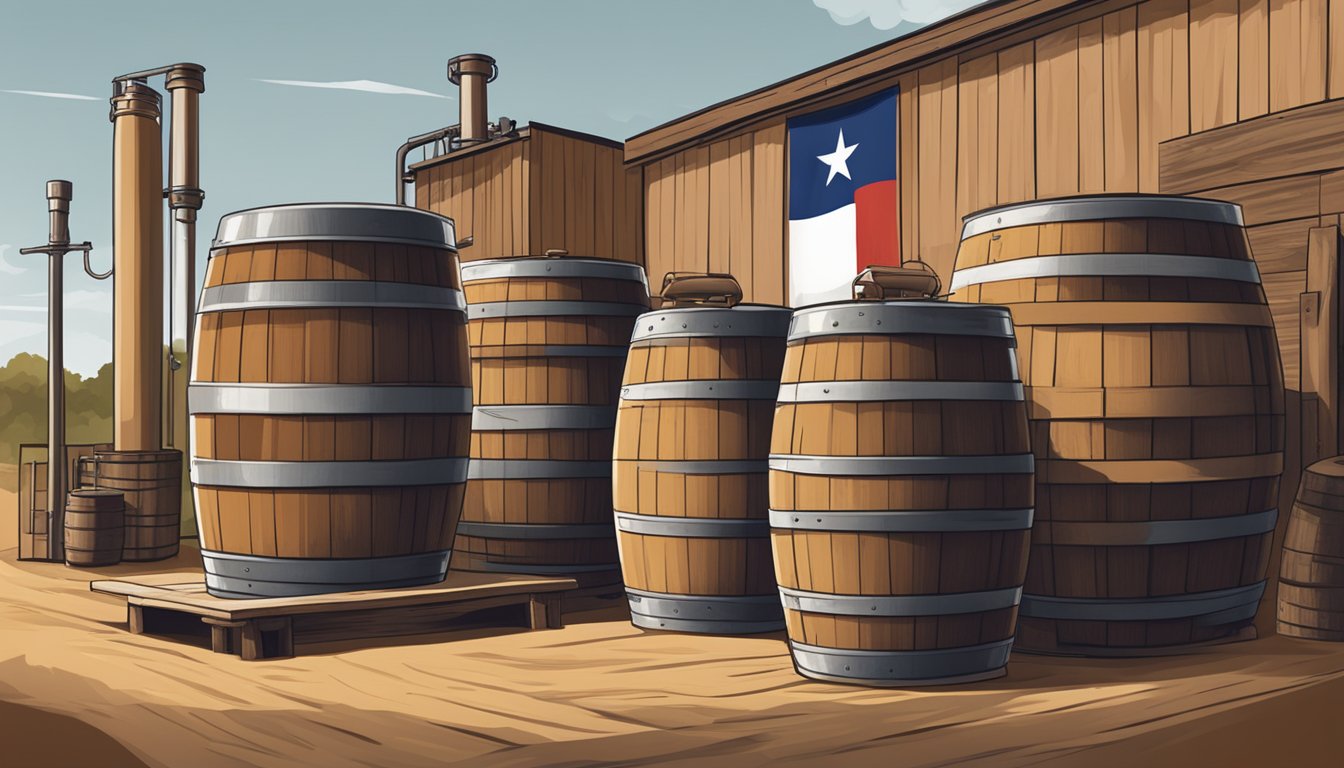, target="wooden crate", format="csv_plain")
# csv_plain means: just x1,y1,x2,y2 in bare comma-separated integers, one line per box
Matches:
91,570,575,660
